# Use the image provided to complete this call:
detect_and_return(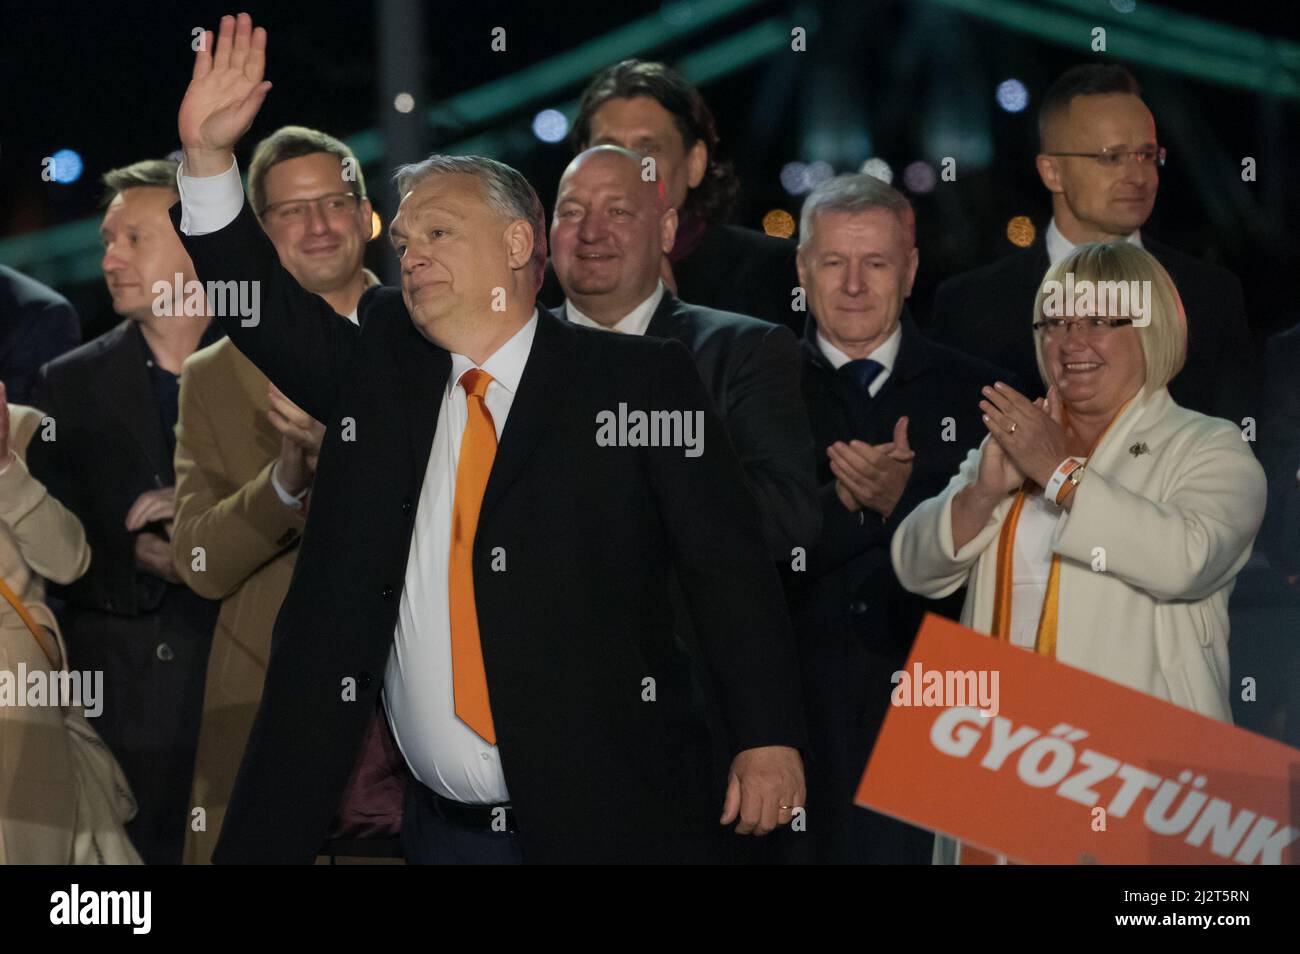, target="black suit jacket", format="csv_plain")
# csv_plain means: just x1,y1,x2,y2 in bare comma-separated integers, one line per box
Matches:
552,292,819,557
1261,323,1300,575
174,202,806,864
541,224,802,335
789,311,1016,657
929,233,1259,425
0,264,81,404
786,312,1015,863
672,224,802,335
28,321,208,617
